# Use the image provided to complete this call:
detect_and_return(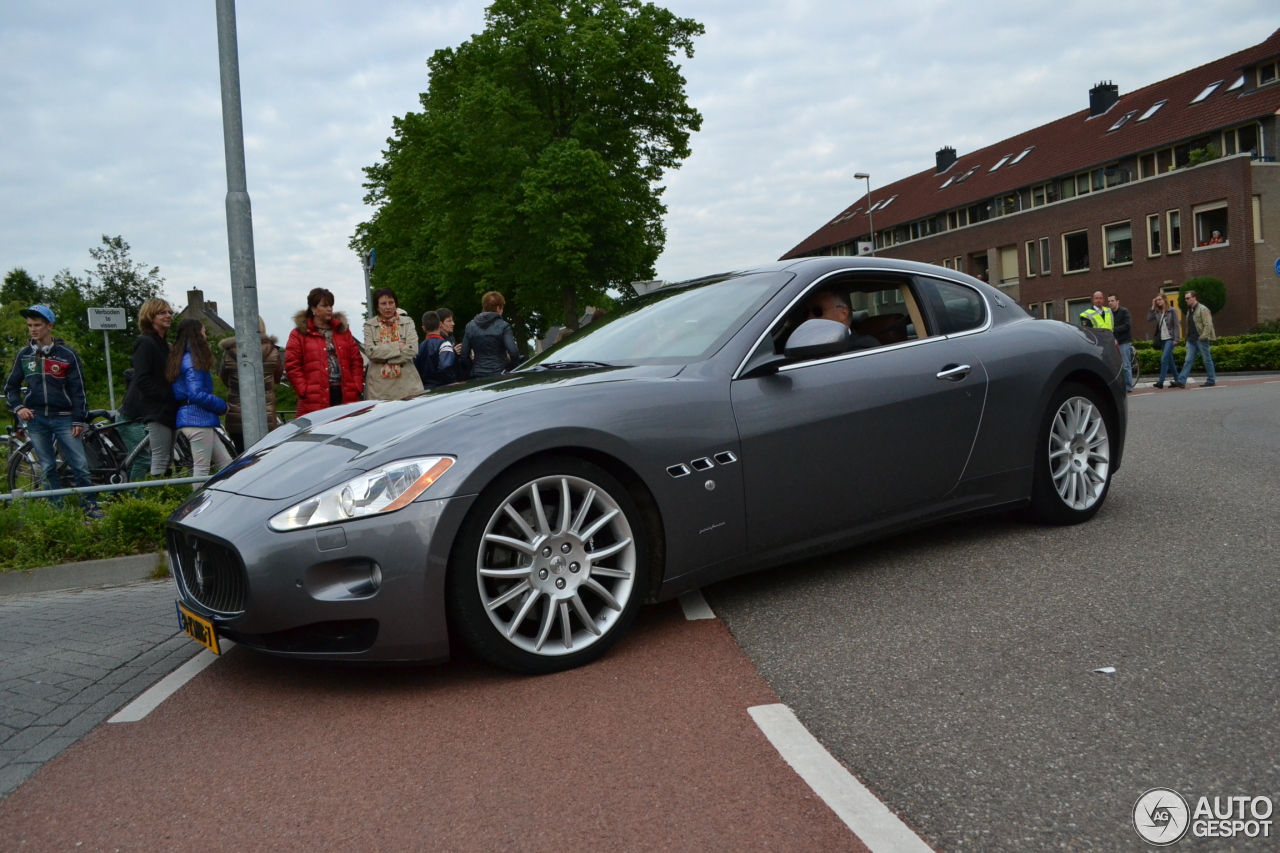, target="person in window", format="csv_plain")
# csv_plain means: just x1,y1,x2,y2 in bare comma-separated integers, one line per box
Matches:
804,291,880,349
1207,230,1224,245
